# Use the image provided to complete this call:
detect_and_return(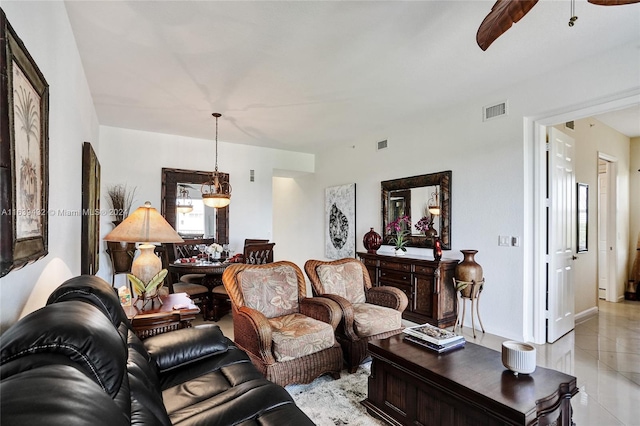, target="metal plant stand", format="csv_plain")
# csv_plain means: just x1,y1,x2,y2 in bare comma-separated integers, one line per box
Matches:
454,278,485,338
